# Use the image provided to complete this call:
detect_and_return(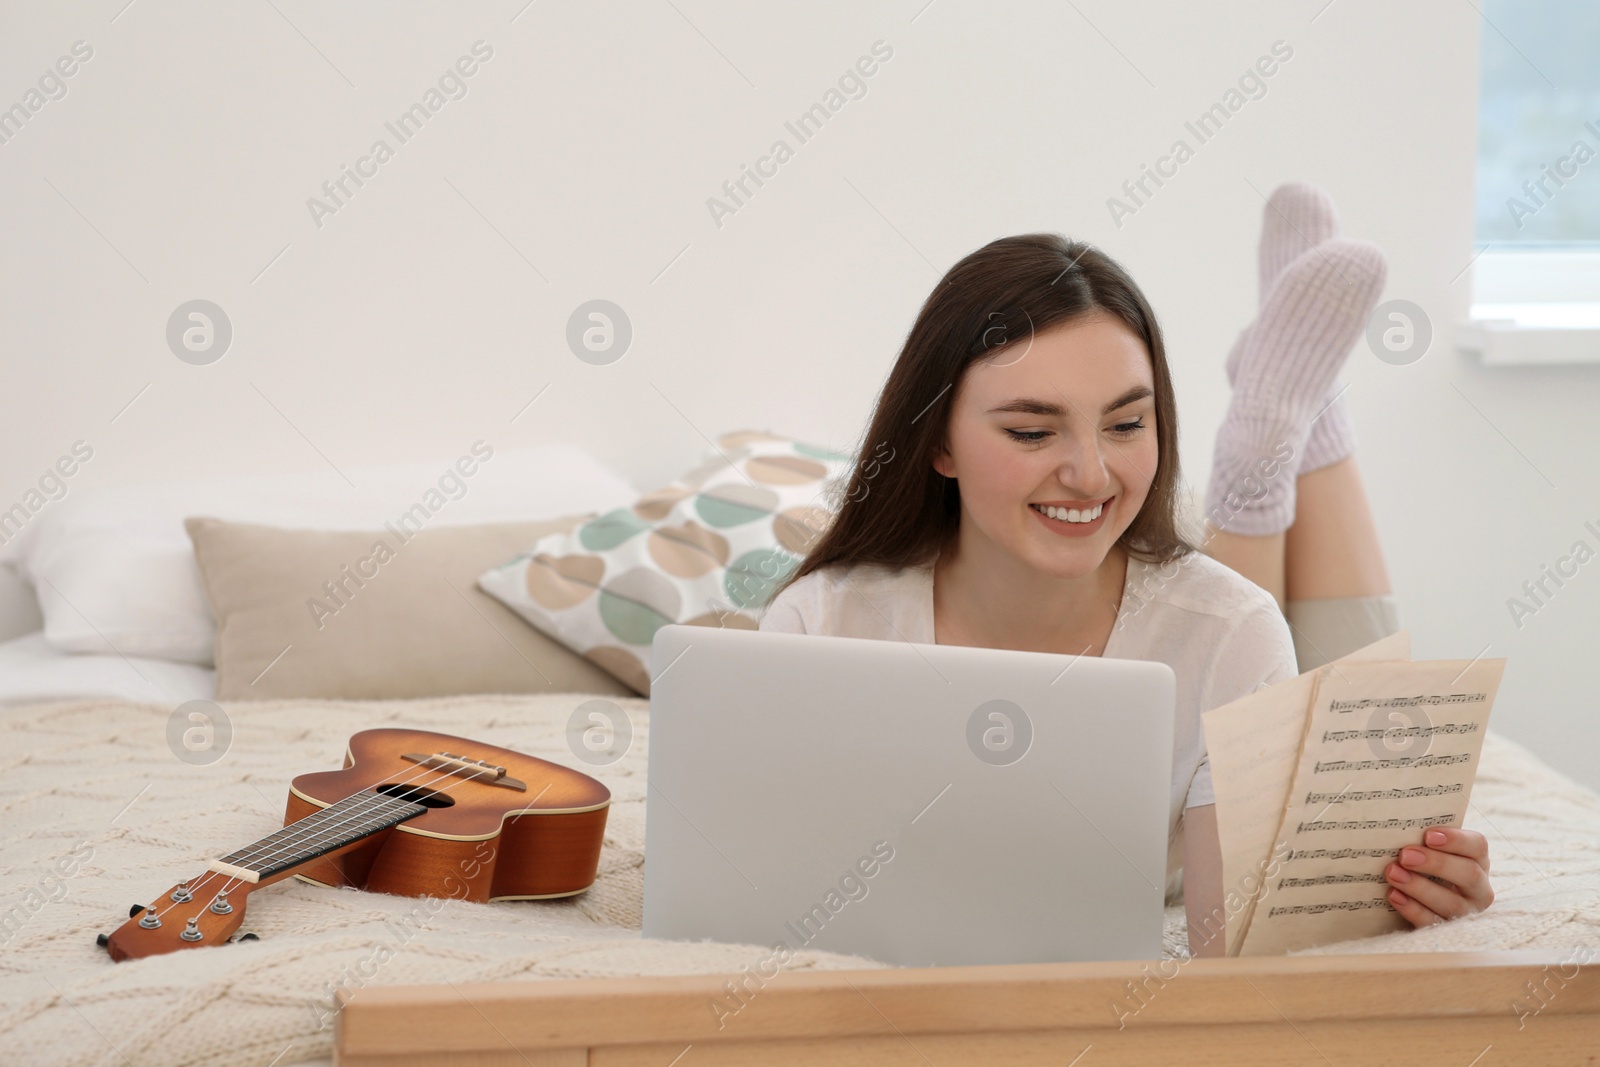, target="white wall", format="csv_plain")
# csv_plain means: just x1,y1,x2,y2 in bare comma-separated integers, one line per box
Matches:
5,3,1596,791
